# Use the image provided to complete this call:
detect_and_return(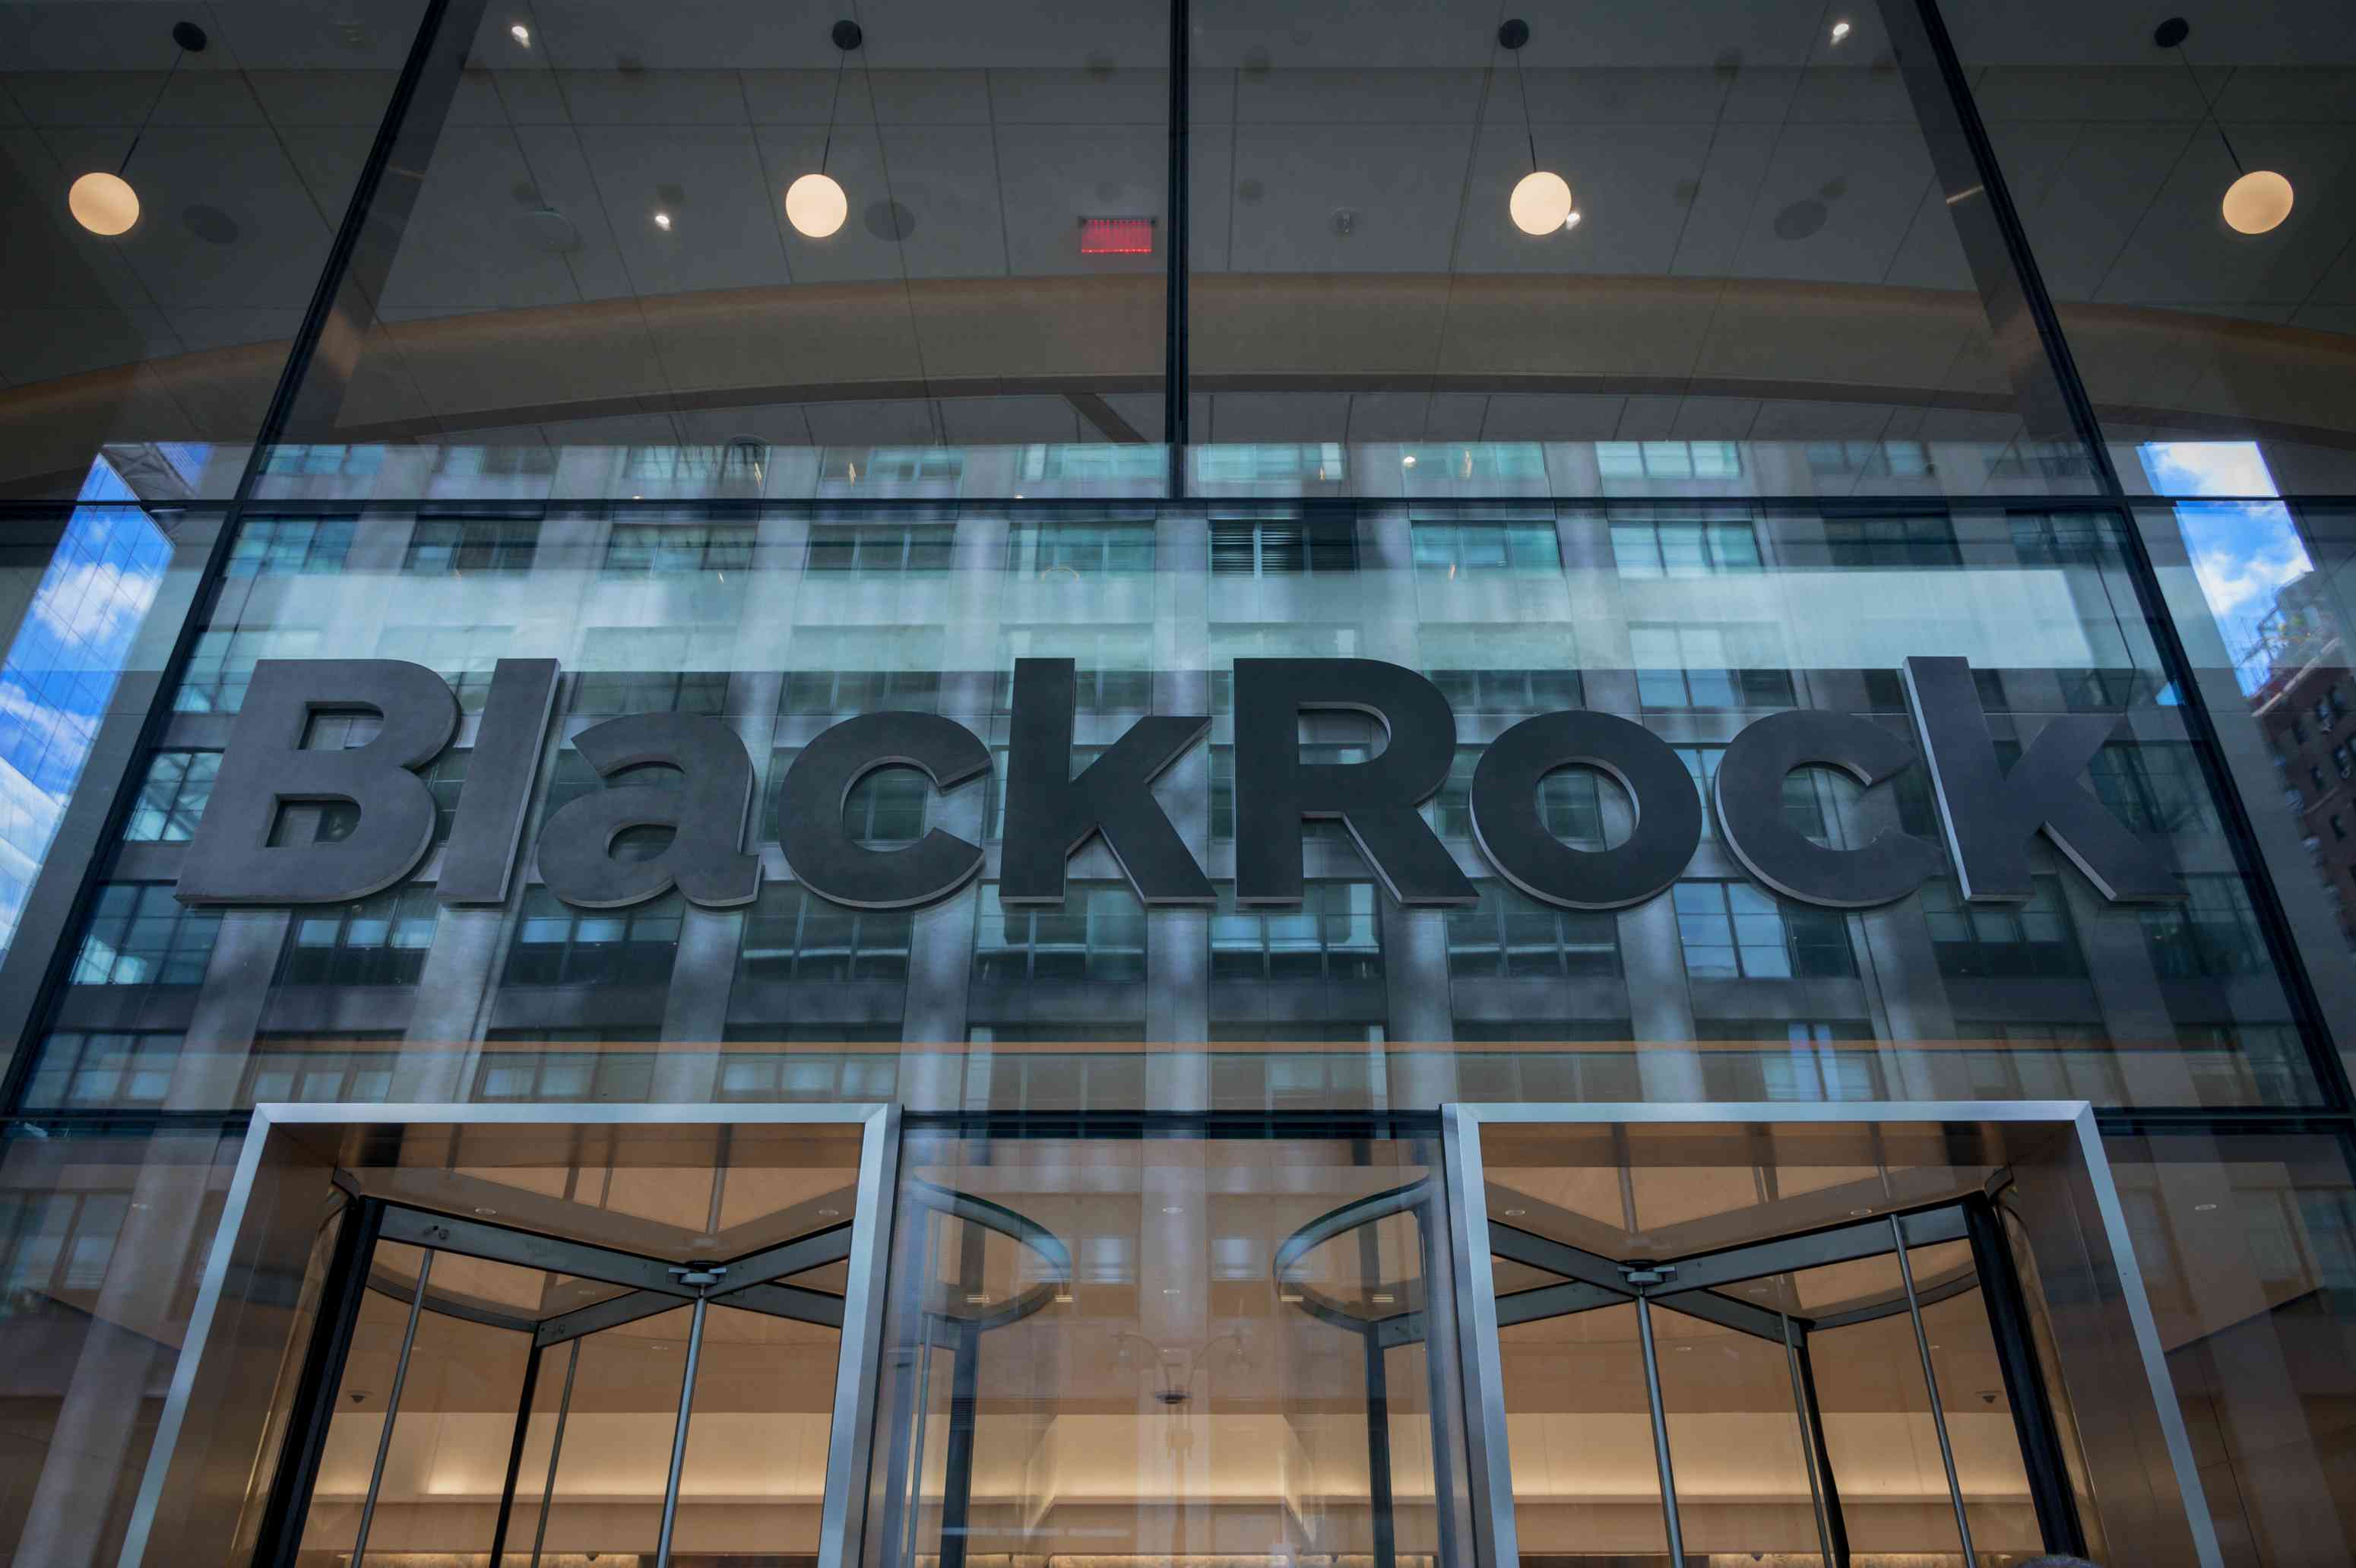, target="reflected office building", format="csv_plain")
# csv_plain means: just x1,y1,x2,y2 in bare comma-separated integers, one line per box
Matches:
4,1,2356,1566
